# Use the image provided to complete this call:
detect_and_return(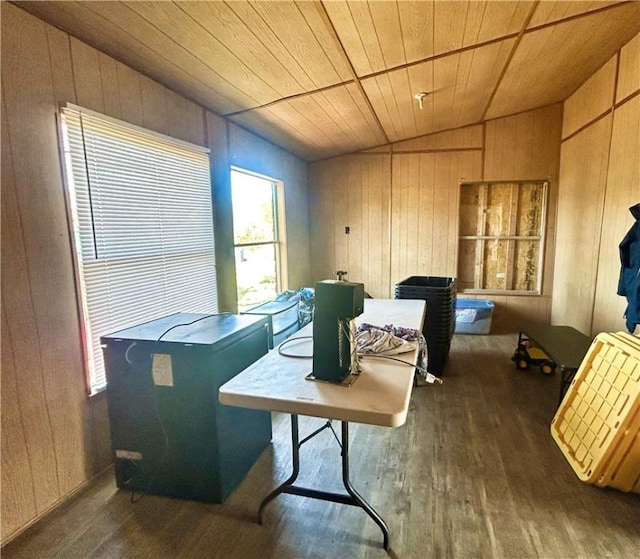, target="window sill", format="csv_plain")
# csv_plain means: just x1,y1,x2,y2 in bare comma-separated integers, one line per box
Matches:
88,387,107,401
